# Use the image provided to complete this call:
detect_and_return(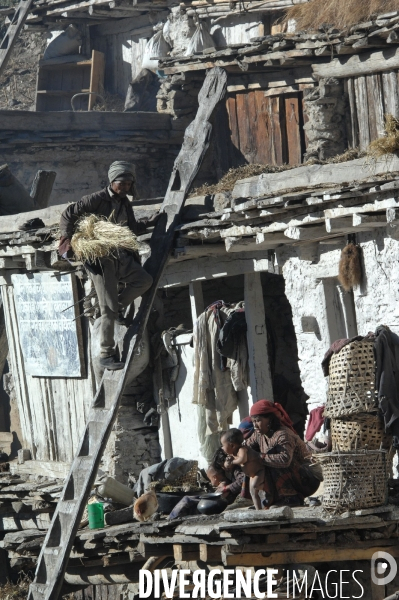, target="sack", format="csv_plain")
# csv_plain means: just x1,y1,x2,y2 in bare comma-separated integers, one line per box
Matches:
185,21,215,56
217,309,247,359
142,26,171,72
43,25,82,60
